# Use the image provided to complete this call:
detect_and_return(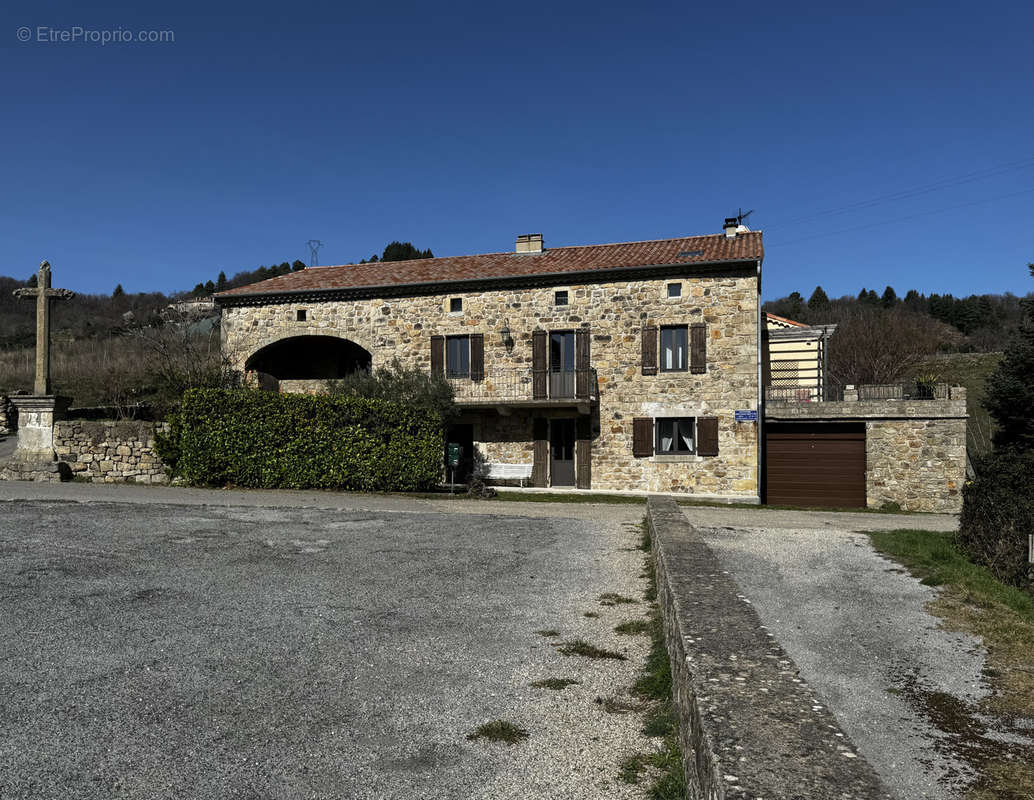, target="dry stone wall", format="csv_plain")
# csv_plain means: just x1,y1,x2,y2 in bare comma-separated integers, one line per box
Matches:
54,420,170,484
0,395,12,435
221,268,761,499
